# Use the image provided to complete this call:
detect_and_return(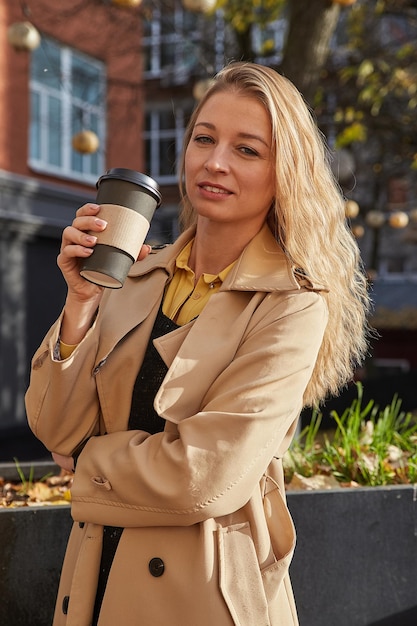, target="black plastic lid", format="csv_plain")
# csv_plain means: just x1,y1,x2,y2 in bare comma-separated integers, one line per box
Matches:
96,168,162,207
